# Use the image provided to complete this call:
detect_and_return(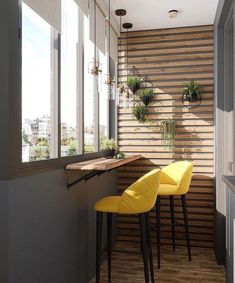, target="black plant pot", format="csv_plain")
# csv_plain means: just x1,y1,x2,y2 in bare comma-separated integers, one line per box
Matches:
128,83,141,94
141,96,151,106
134,112,146,122
105,149,116,158
186,92,199,102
